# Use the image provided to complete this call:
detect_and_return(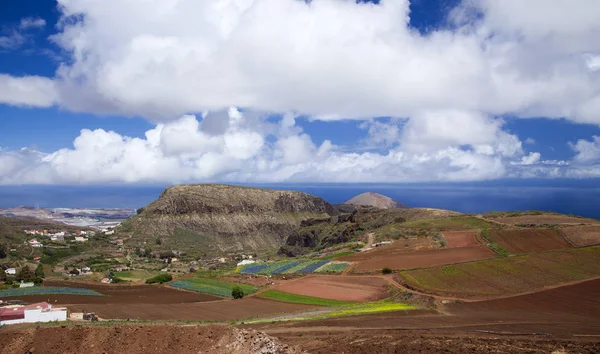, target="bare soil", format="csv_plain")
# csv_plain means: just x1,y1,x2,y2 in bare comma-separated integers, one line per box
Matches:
561,225,600,246
66,298,315,321
491,215,599,225
271,275,390,302
489,229,571,254
0,325,303,354
0,281,220,304
341,246,496,271
441,231,481,248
